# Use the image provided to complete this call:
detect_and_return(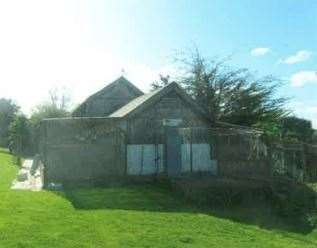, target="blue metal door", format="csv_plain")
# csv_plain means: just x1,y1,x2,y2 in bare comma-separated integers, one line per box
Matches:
166,128,182,177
